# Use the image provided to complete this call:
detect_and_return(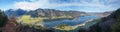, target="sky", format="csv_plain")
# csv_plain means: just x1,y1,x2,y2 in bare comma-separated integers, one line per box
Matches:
0,0,120,12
